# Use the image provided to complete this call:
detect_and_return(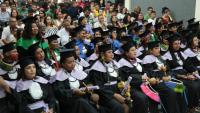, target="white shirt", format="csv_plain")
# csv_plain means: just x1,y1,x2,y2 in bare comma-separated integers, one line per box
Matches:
1,26,16,43
93,21,108,31
148,18,156,25
0,10,10,22
57,27,70,46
